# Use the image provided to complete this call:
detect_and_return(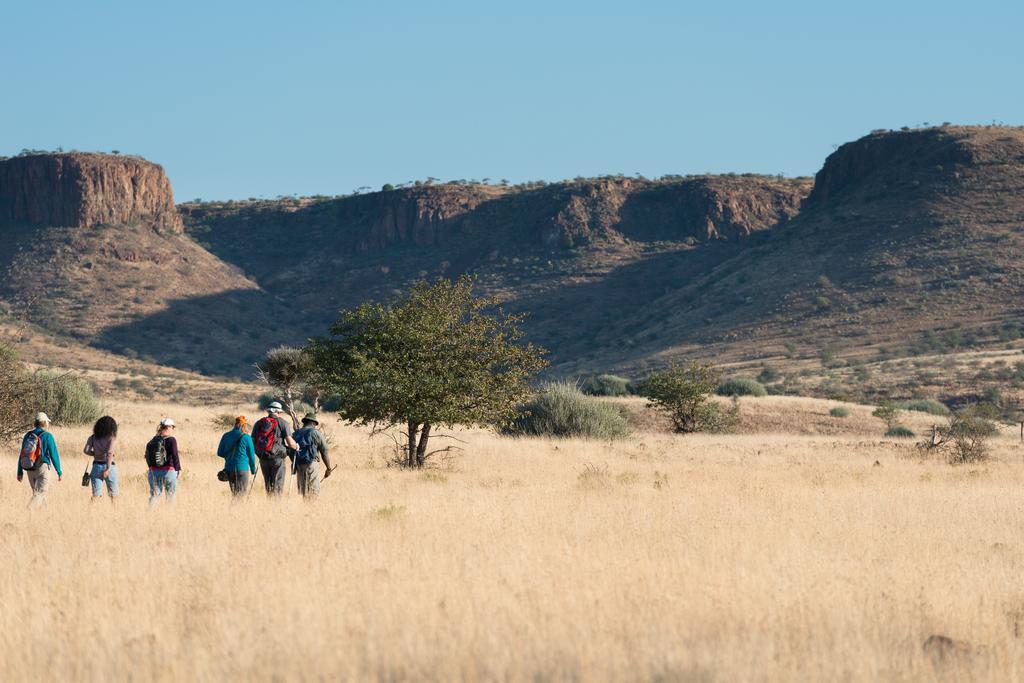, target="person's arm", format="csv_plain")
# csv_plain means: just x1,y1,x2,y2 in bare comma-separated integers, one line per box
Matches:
84,436,94,457
17,458,23,481
282,423,299,452
216,433,228,460
167,437,181,472
316,430,332,469
244,435,257,474
45,432,62,479
102,437,114,477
